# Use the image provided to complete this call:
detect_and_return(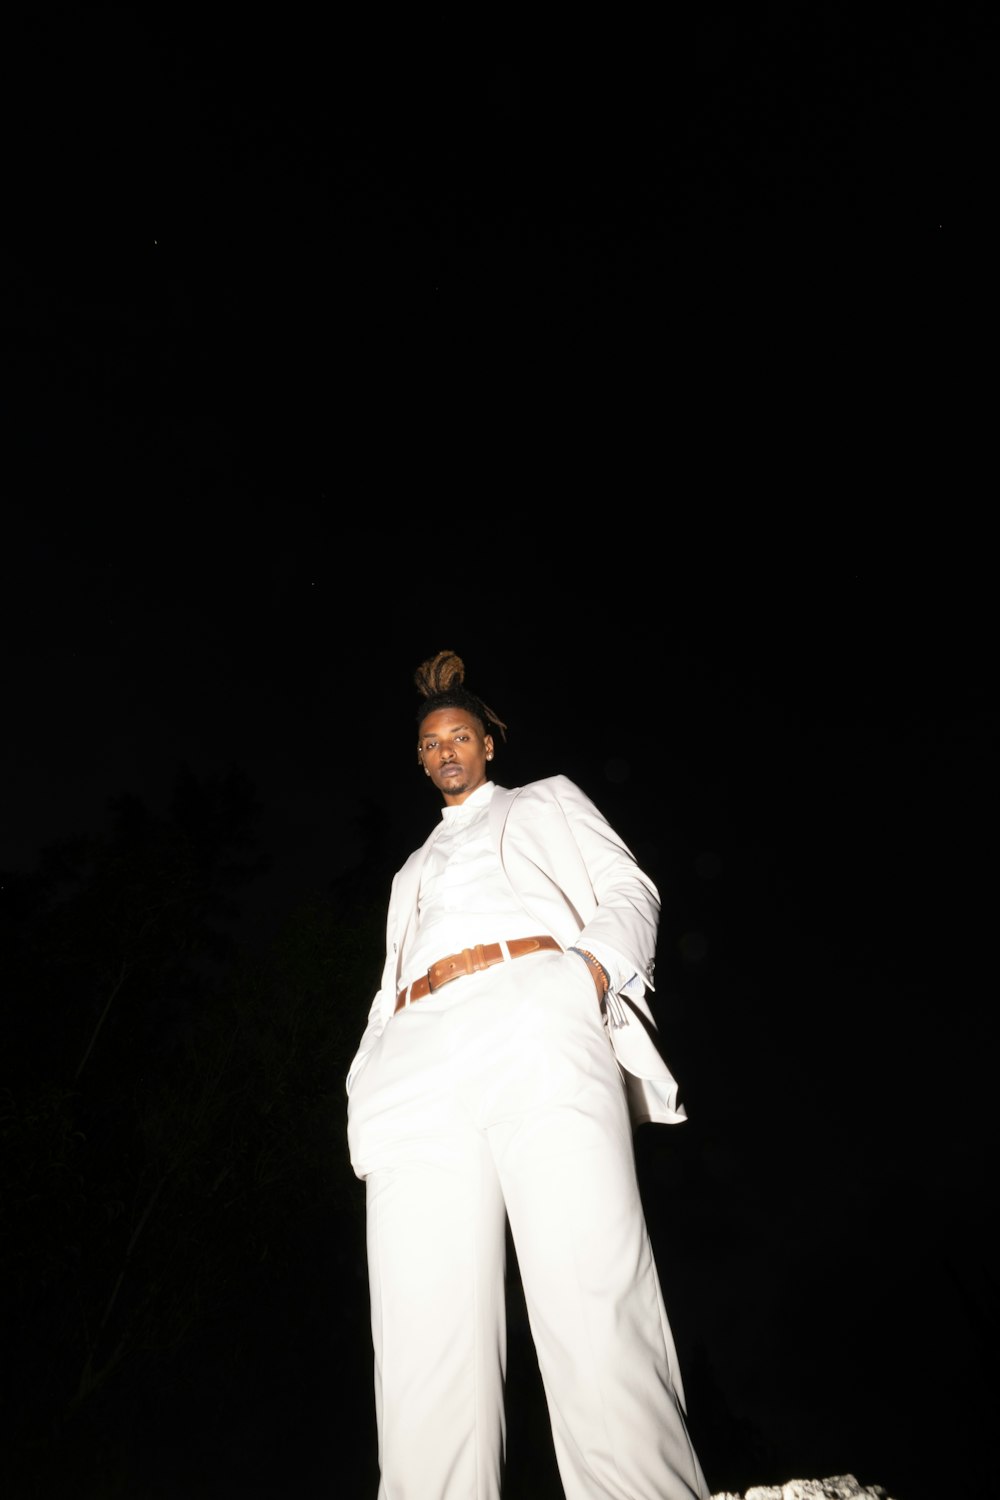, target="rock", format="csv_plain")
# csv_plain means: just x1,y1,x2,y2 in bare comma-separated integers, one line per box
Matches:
711,1477,897,1500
